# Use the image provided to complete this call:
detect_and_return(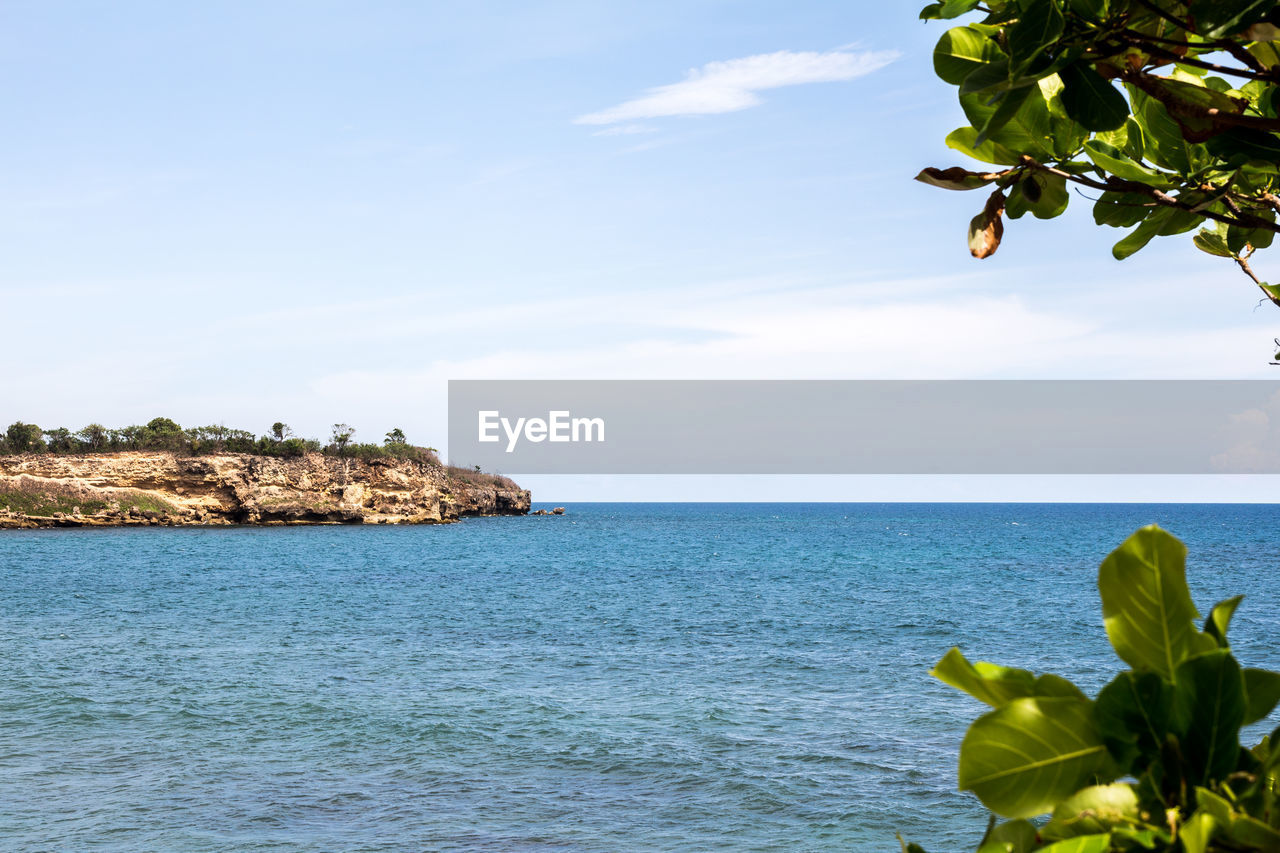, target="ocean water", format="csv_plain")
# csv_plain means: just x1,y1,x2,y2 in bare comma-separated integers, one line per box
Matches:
1,503,1278,852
